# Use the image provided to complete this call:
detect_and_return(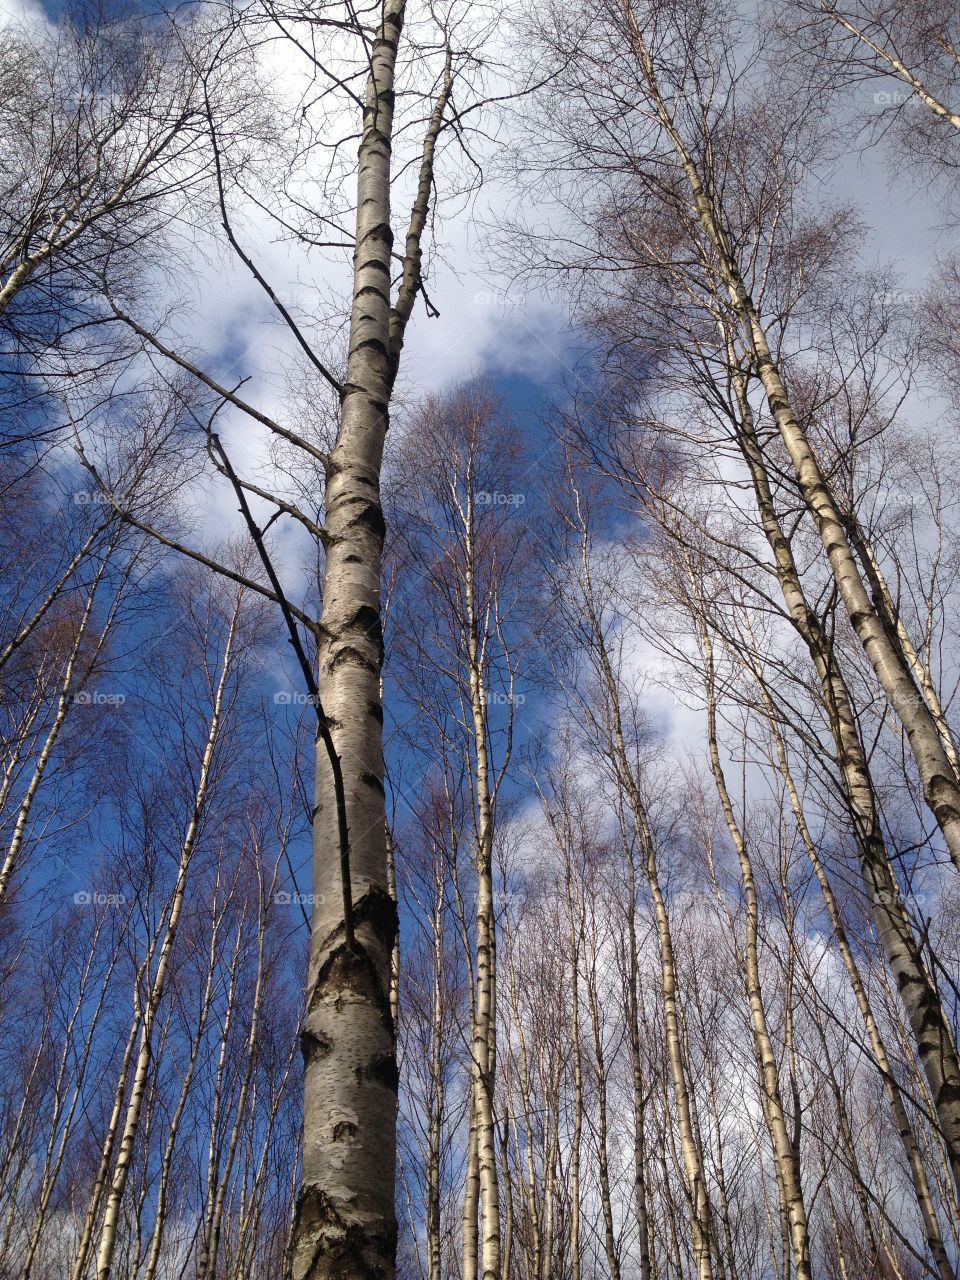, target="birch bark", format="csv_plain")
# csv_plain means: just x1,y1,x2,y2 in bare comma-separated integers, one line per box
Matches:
292,8,453,1276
